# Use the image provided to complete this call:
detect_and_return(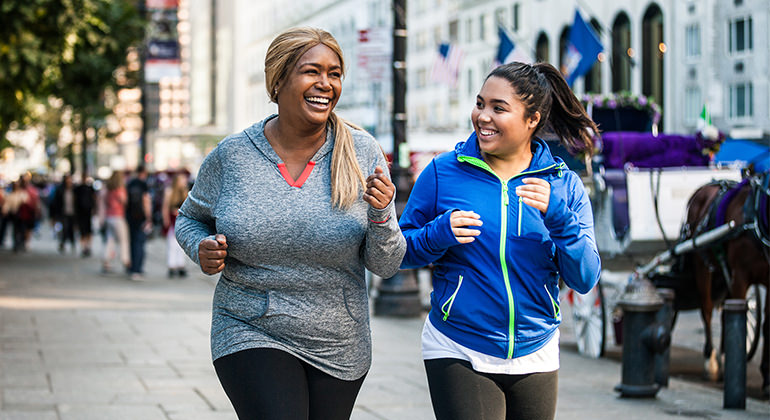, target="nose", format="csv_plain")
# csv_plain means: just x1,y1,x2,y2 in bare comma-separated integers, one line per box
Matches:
477,108,492,123
316,73,332,90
